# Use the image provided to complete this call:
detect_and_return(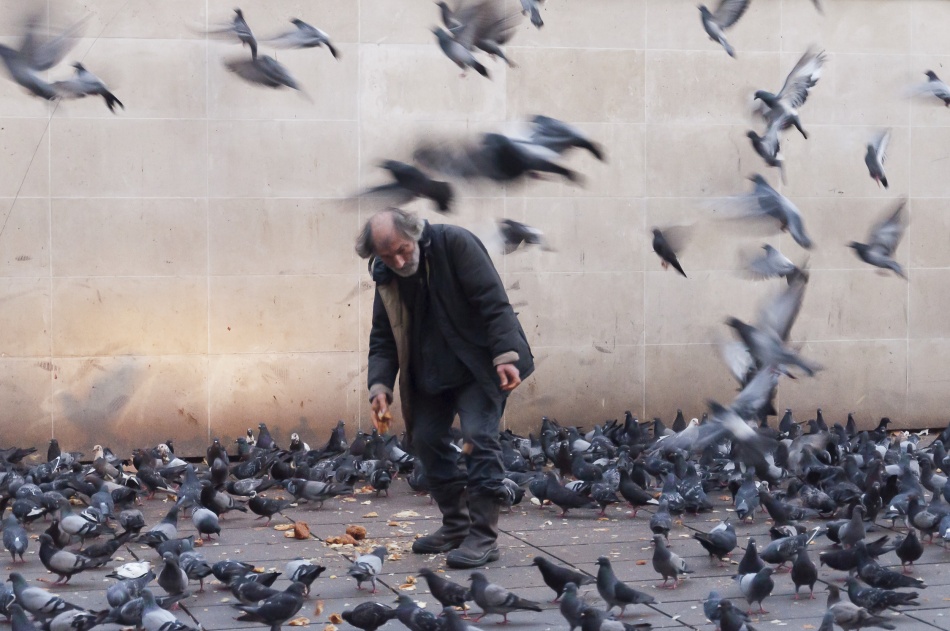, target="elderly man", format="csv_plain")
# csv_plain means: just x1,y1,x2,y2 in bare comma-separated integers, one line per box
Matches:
356,208,534,568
